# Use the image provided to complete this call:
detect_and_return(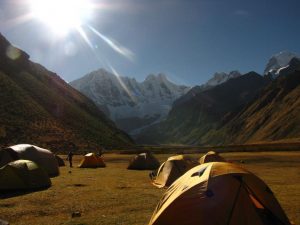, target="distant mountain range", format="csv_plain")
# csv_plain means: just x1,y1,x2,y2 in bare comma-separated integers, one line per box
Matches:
70,69,190,134
0,33,133,150
136,53,300,145
70,69,242,134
